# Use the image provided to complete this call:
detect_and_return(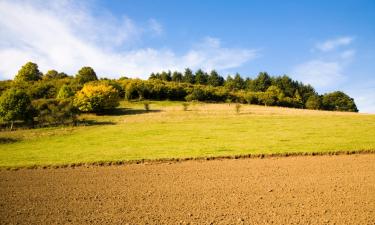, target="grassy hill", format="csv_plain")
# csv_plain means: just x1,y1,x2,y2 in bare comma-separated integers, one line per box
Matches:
0,101,374,168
